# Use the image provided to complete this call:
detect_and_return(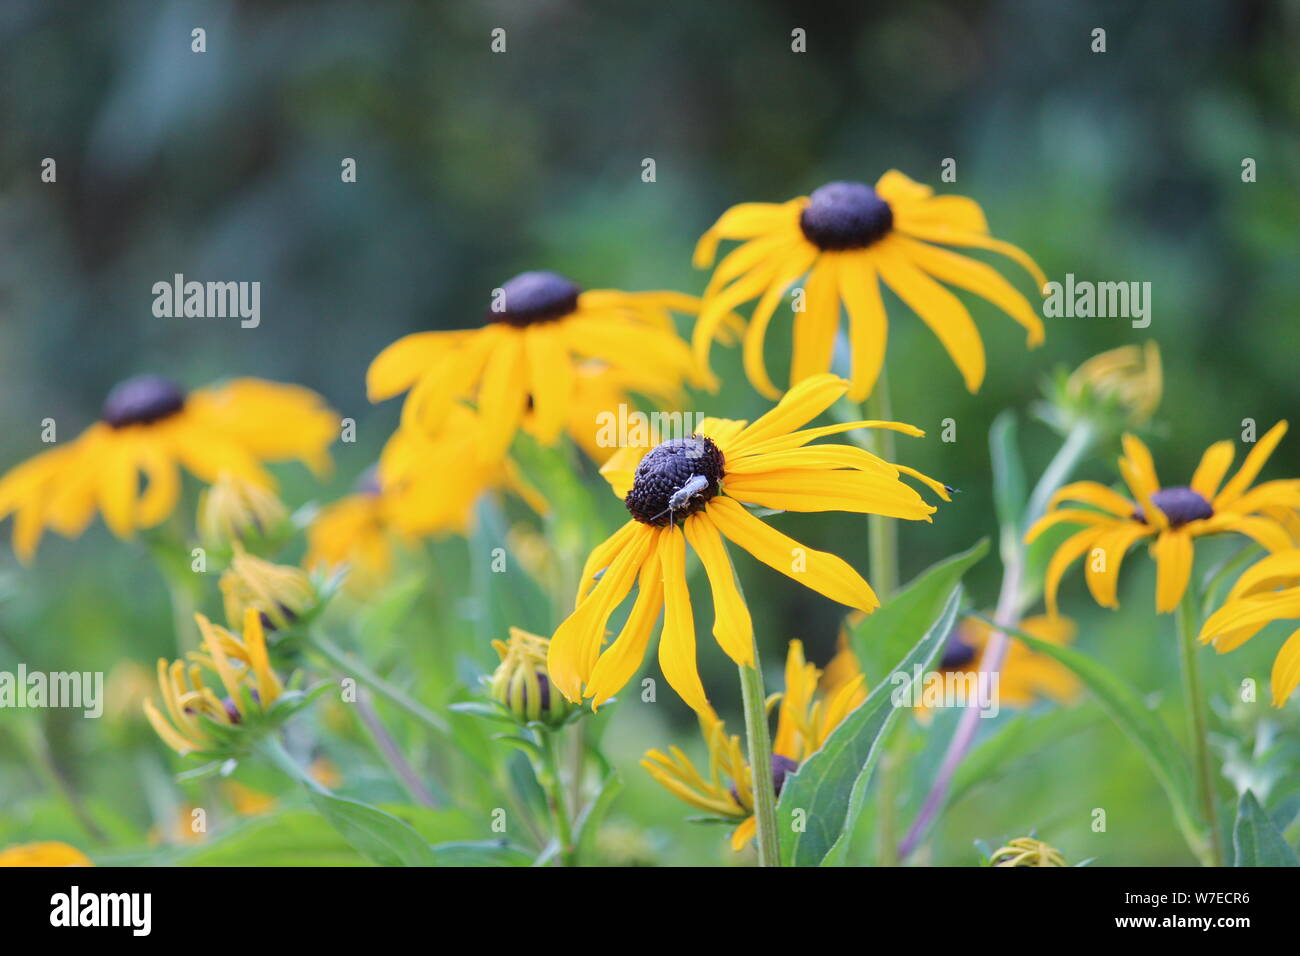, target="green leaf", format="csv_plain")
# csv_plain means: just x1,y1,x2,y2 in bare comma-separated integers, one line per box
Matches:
428,840,533,866
989,411,1026,538
575,773,624,862
308,791,438,866
779,586,963,867
1233,791,1300,866
850,538,989,680
973,614,1202,856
